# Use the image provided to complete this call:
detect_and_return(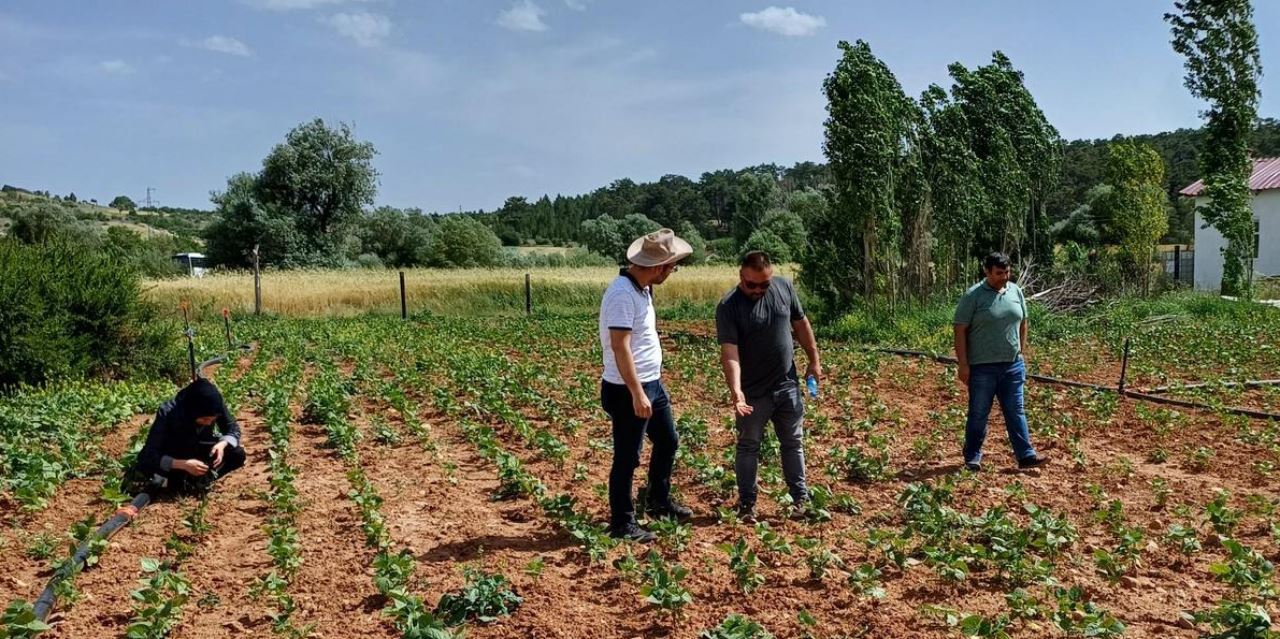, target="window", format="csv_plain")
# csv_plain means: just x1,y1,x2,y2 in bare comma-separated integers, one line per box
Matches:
1254,219,1261,260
